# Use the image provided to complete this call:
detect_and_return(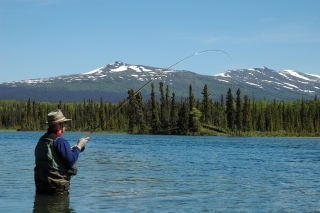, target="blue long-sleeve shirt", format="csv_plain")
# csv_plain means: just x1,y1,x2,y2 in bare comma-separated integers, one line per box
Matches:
54,136,81,168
